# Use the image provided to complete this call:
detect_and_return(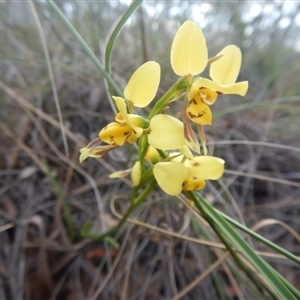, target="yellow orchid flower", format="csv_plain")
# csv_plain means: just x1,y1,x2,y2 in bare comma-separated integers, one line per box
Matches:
171,21,248,100
99,97,145,146
100,60,161,145
171,21,248,154
153,155,225,196
80,61,160,162
170,20,215,153
80,61,187,162
80,113,187,162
